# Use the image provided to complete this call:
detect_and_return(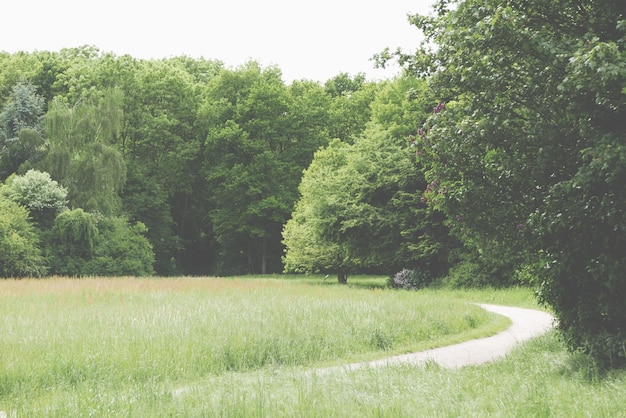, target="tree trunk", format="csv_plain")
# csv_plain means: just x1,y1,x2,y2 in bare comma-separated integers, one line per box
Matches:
337,268,348,284
247,242,254,273
261,237,267,275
